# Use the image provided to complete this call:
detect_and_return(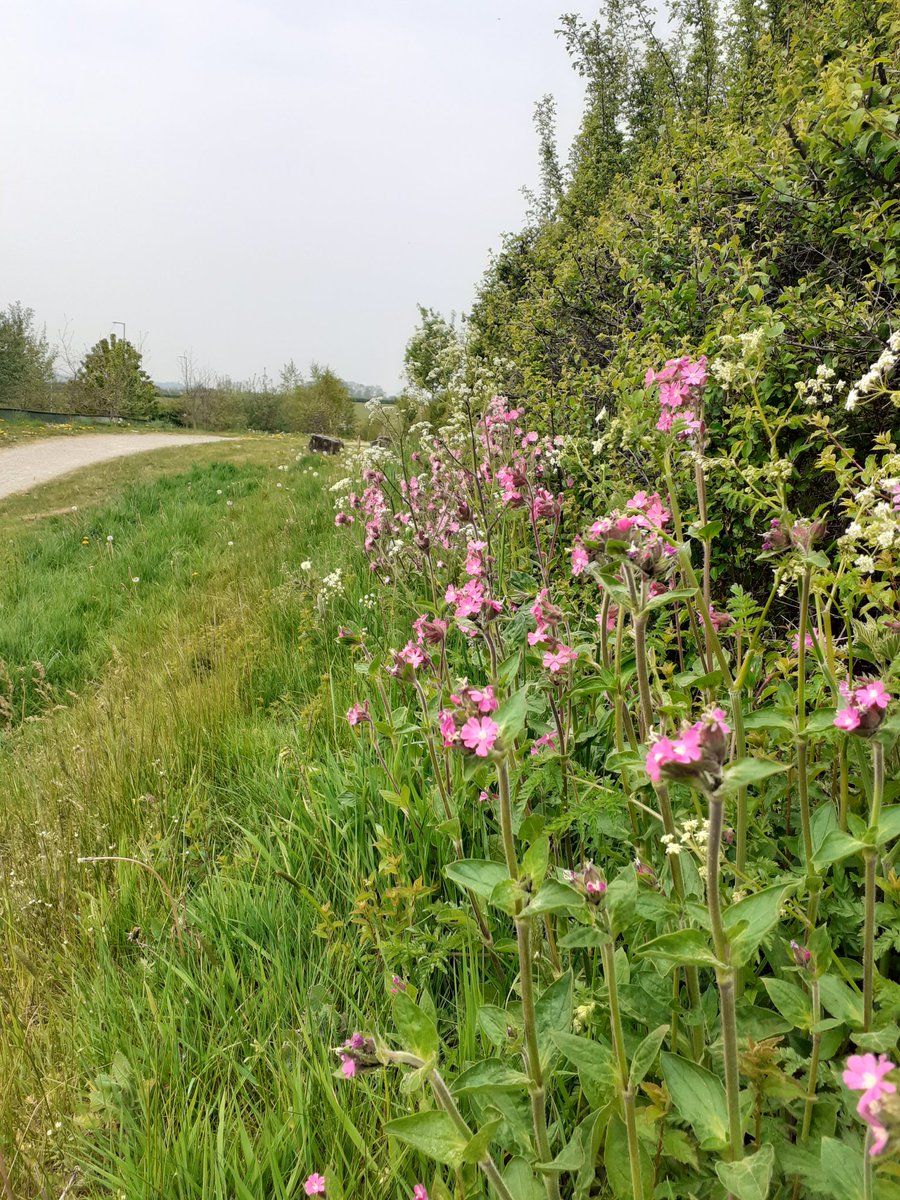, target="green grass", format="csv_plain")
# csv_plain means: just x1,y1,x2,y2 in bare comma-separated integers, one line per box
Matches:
0,437,445,1199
